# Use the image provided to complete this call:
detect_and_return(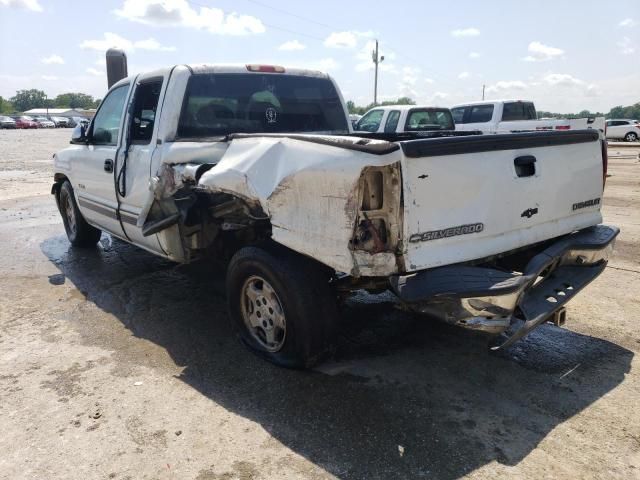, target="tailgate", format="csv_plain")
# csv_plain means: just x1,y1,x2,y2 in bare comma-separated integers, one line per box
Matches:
399,130,604,272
